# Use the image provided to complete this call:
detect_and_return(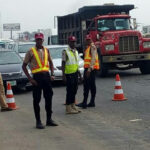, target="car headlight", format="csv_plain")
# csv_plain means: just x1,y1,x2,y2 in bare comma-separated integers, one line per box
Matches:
143,42,150,48
105,44,114,51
